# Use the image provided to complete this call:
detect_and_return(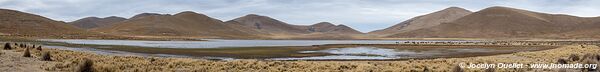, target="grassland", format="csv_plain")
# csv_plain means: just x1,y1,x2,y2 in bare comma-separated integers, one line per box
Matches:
1,43,598,71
